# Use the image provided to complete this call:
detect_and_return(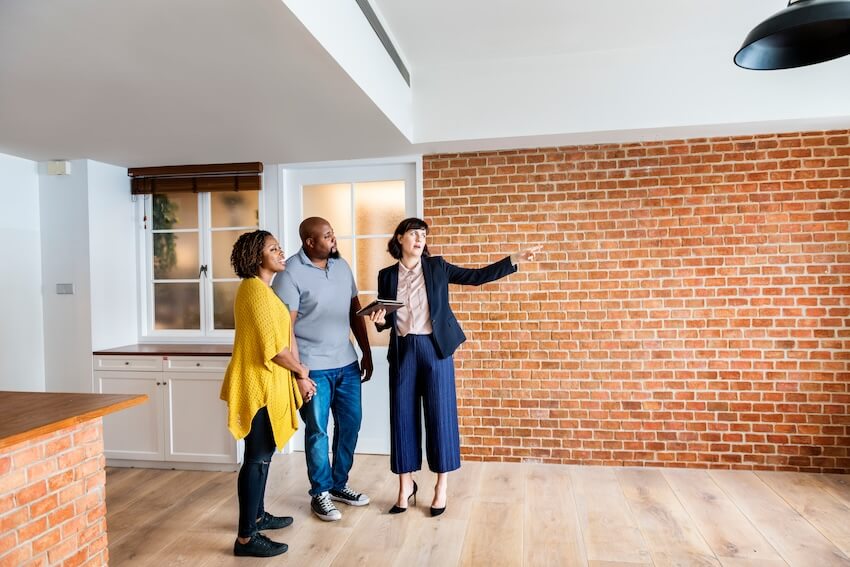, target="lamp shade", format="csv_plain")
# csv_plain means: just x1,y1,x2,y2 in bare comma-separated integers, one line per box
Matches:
734,0,850,70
